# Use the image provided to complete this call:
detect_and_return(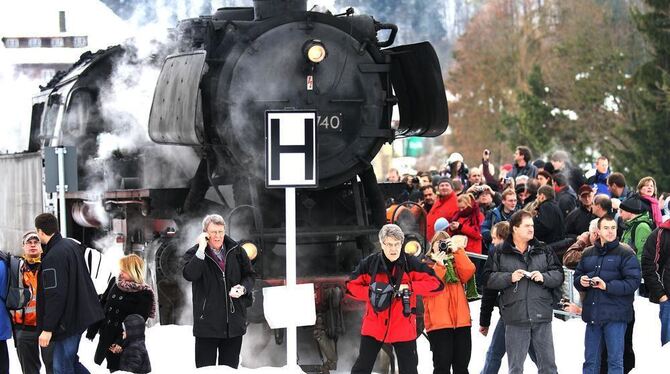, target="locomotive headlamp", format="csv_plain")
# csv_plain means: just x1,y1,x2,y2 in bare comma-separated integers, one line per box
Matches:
403,236,422,257
304,40,327,64
240,240,259,261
